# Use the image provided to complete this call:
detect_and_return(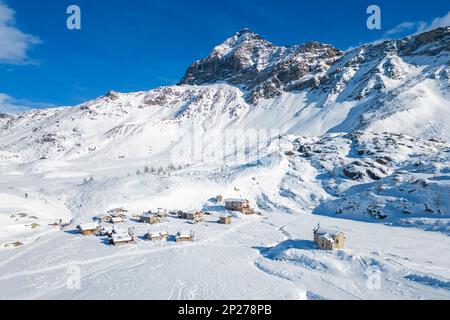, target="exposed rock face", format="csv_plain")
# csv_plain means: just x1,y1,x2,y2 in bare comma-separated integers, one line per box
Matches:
343,165,365,180
397,27,450,56
179,29,343,103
